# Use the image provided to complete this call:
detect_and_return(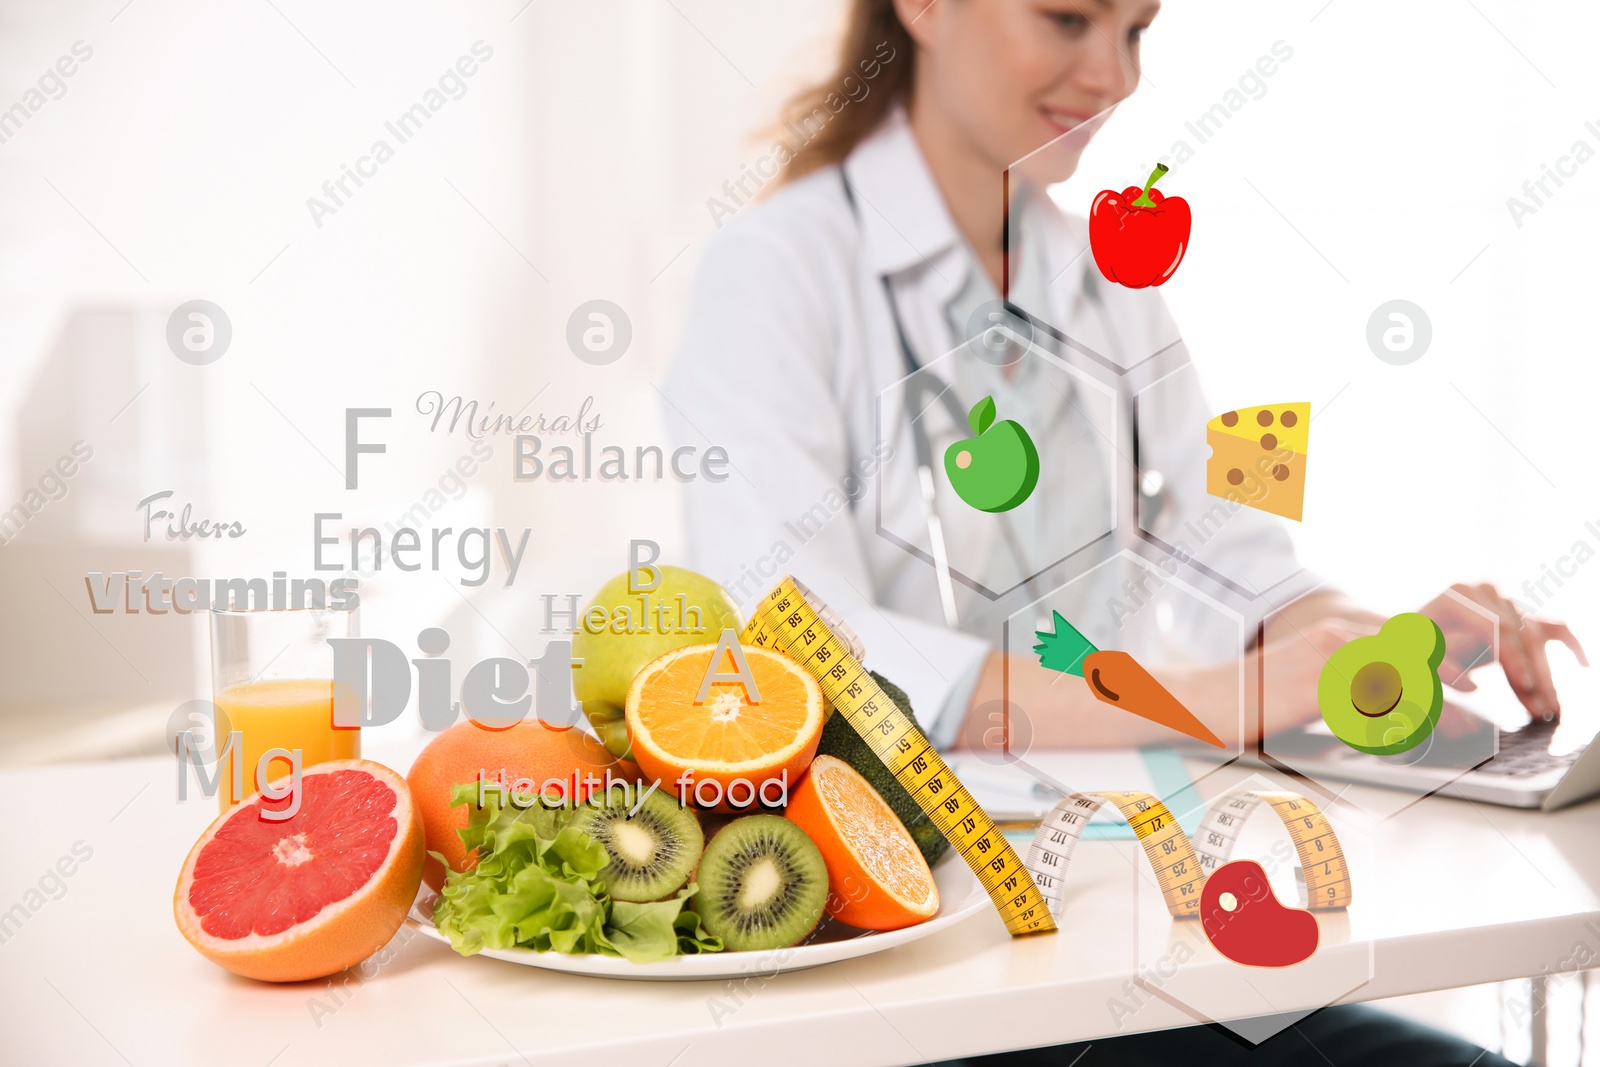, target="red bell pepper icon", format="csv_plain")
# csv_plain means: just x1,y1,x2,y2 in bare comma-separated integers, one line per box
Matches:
1089,163,1191,289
